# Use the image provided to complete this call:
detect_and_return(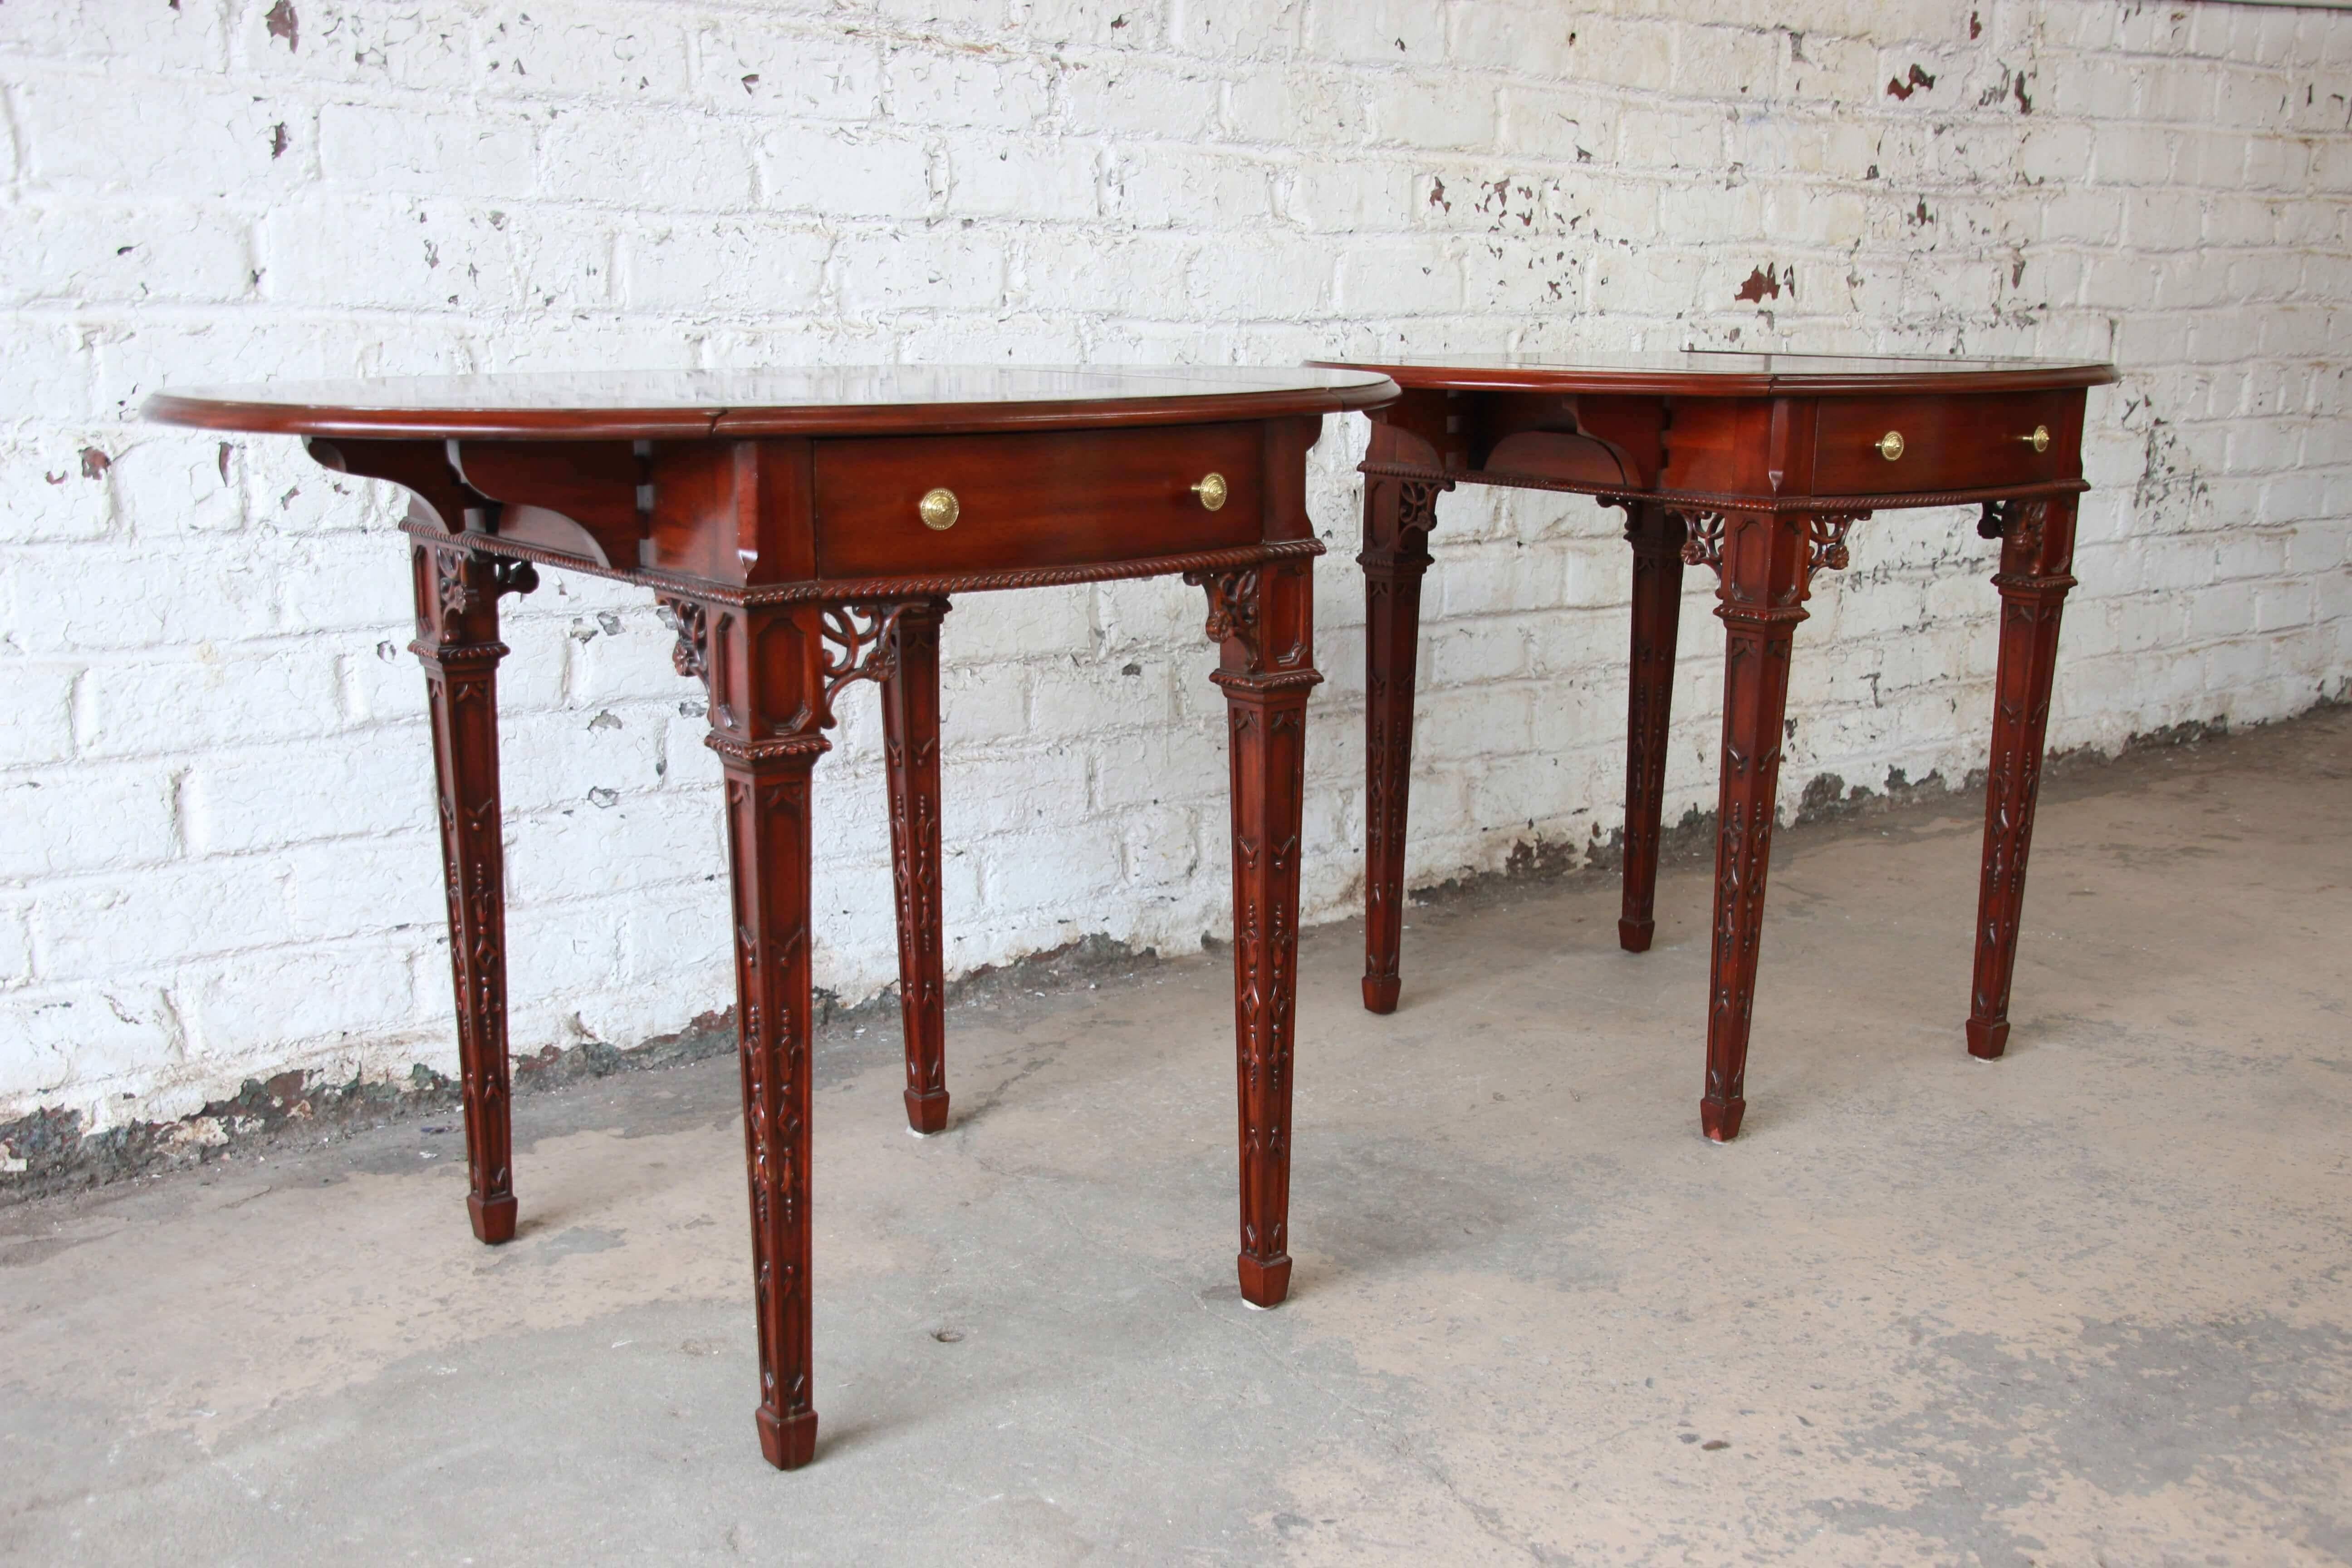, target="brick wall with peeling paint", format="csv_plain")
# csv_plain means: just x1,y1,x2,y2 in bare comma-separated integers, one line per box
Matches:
3,0,2348,1132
